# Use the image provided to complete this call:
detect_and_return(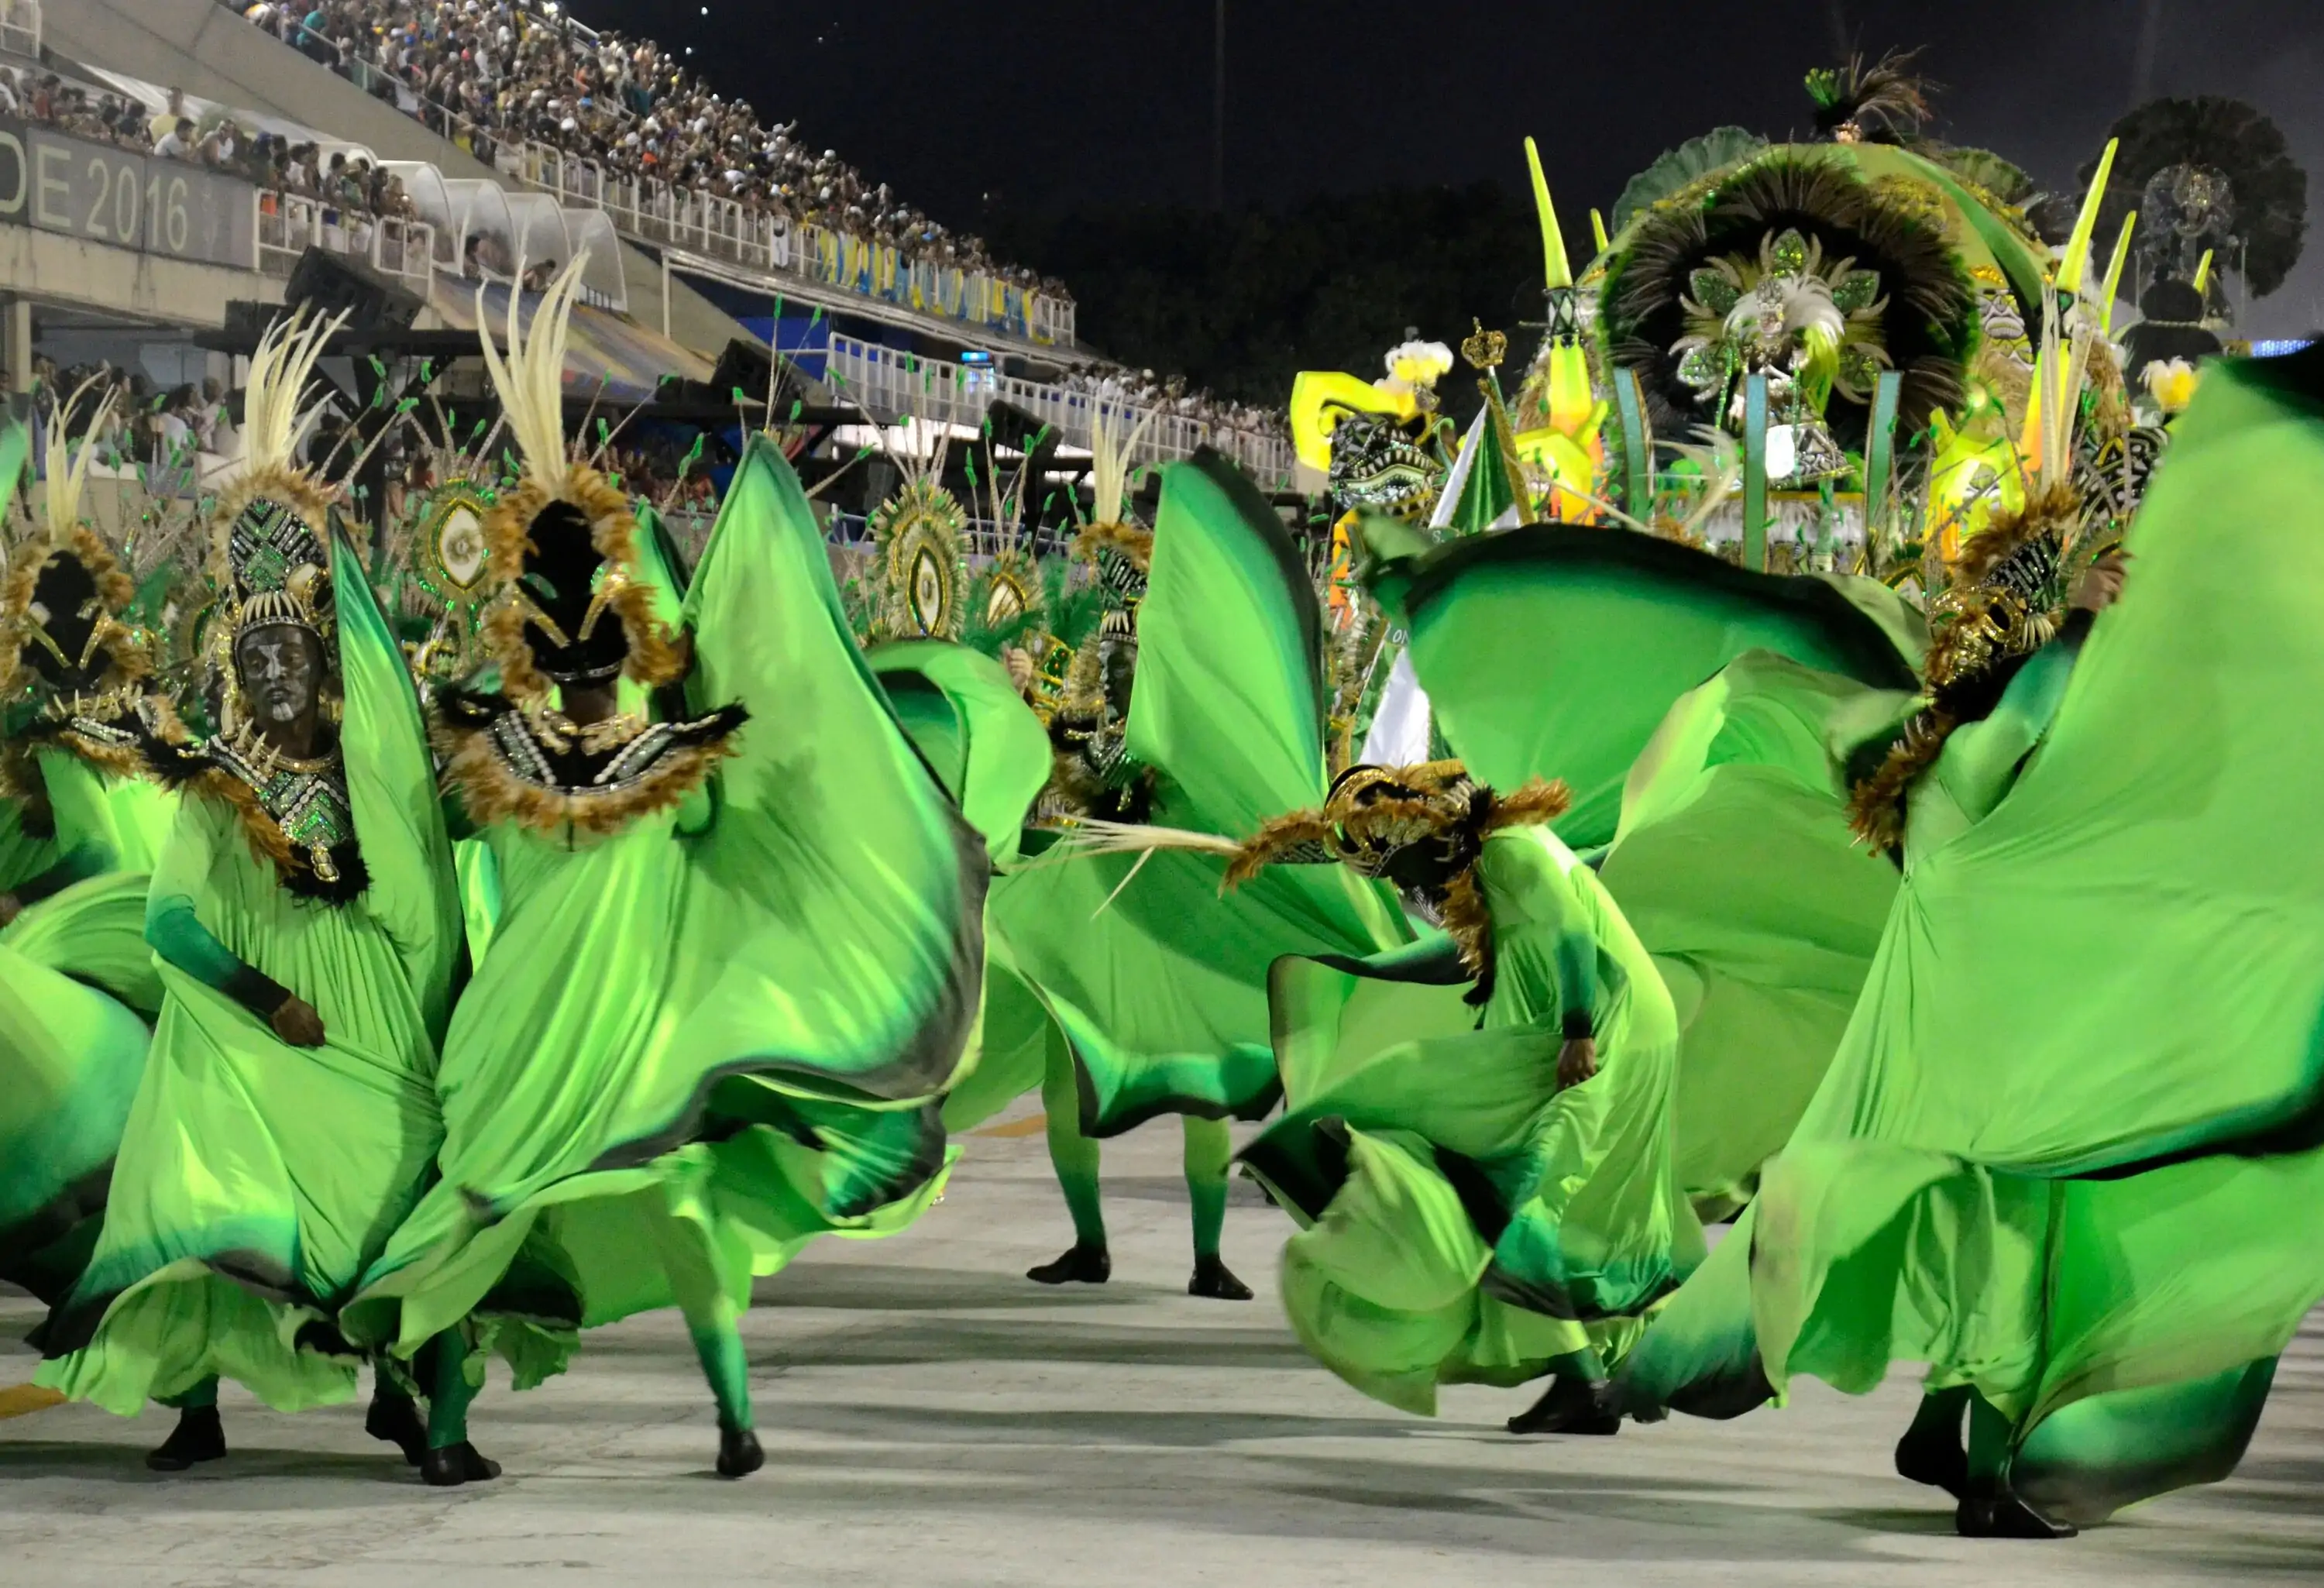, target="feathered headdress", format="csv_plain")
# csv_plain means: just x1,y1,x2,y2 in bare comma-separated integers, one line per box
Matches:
1053,406,1159,706
1847,290,2099,855
475,256,680,705
2,377,150,711
1806,50,1936,145
207,307,348,682
1072,402,1157,596
864,424,969,643
1049,761,1569,984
